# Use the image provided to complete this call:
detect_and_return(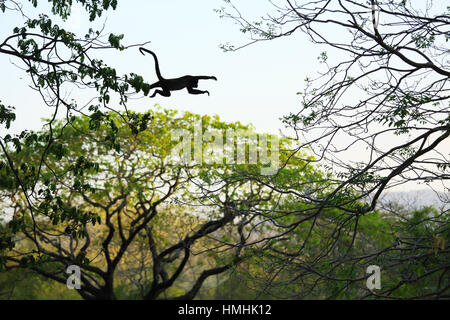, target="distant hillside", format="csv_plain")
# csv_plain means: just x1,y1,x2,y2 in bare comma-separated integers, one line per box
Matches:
377,189,449,210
